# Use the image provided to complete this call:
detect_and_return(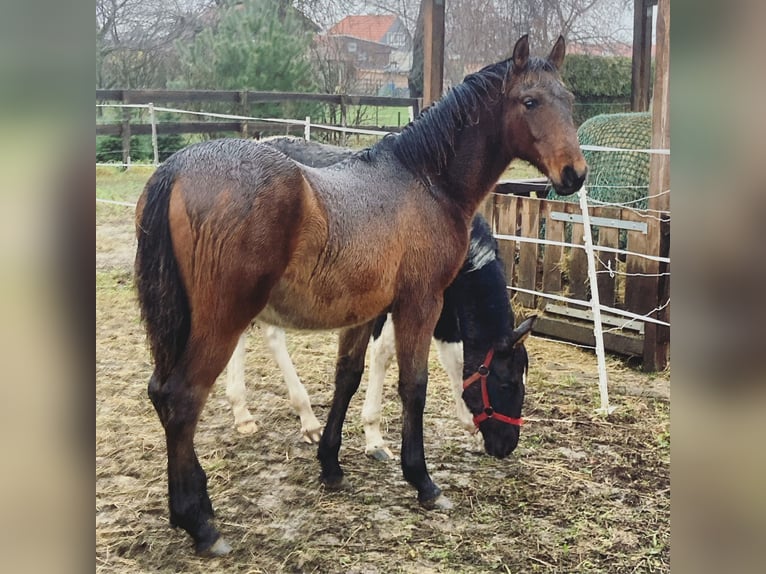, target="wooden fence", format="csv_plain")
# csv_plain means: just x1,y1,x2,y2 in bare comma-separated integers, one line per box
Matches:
96,89,420,163
476,192,669,364
96,89,669,369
